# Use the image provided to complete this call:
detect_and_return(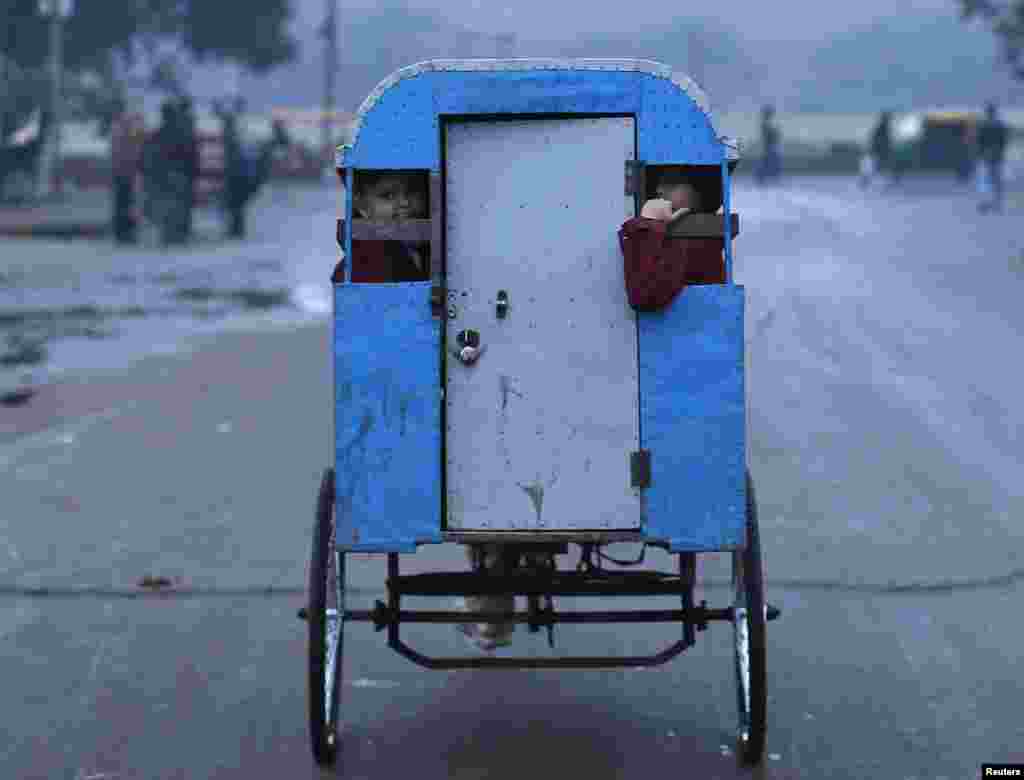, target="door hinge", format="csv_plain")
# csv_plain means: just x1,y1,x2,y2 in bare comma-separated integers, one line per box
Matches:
430,285,446,317
631,449,651,489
